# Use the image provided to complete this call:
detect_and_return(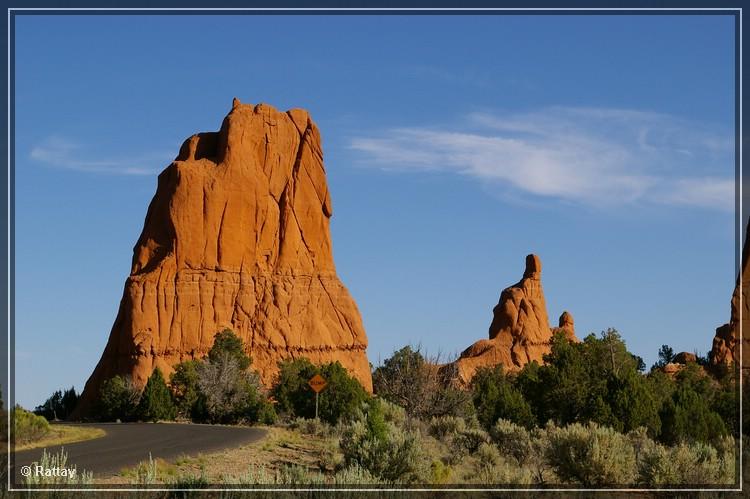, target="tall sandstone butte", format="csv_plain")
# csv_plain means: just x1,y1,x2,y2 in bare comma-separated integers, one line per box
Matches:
709,219,749,372
449,254,577,385
72,99,371,418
